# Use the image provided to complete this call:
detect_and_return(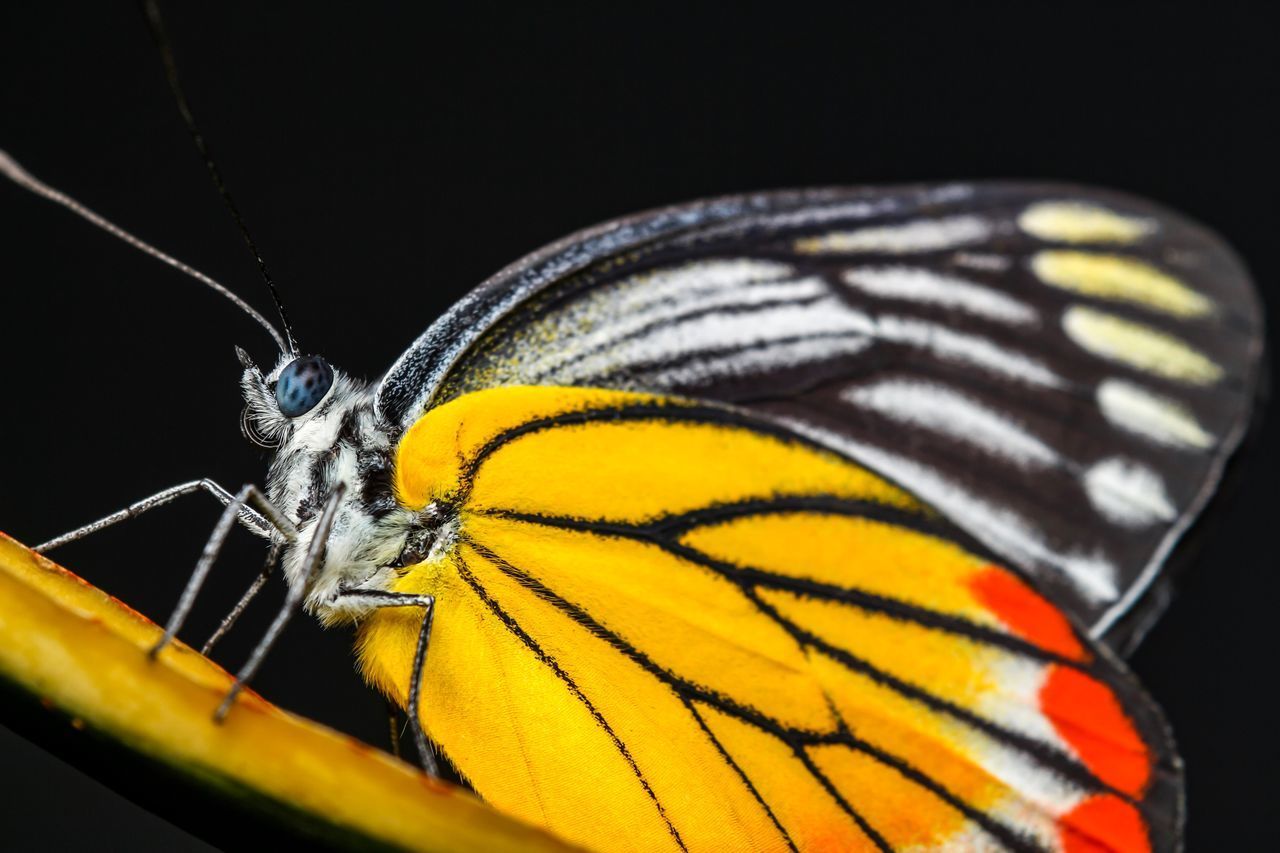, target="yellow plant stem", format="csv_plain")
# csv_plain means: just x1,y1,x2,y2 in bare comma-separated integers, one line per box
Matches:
0,533,575,852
